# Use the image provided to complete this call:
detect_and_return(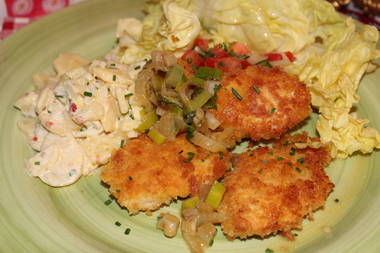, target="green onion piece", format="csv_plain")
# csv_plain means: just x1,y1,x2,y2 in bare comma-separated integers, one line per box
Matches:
195,67,222,81
252,85,260,94
135,111,158,133
289,147,296,156
182,196,199,210
34,161,40,165
168,104,183,116
55,95,64,98
148,129,166,144
83,91,92,97
297,158,304,164
254,59,272,68
270,108,276,113
184,111,196,124
186,125,195,140
152,74,165,91
115,221,121,226
218,152,223,160
104,199,112,206
185,89,212,113
296,167,302,173
112,75,116,81
120,139,125,148
231,88,243,101
134,65,141,70
125,93,133,98
265,248,274,253
205,183,225,209
205,84,221,110
190,77,205,87
183,152,195,163
124,228,131,235
166,65,184,88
